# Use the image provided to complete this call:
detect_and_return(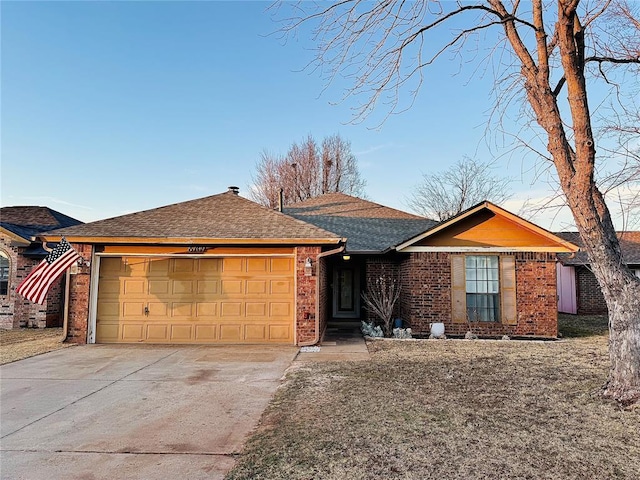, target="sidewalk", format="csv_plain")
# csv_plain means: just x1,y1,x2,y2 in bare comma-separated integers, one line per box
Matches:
295,322,370,362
